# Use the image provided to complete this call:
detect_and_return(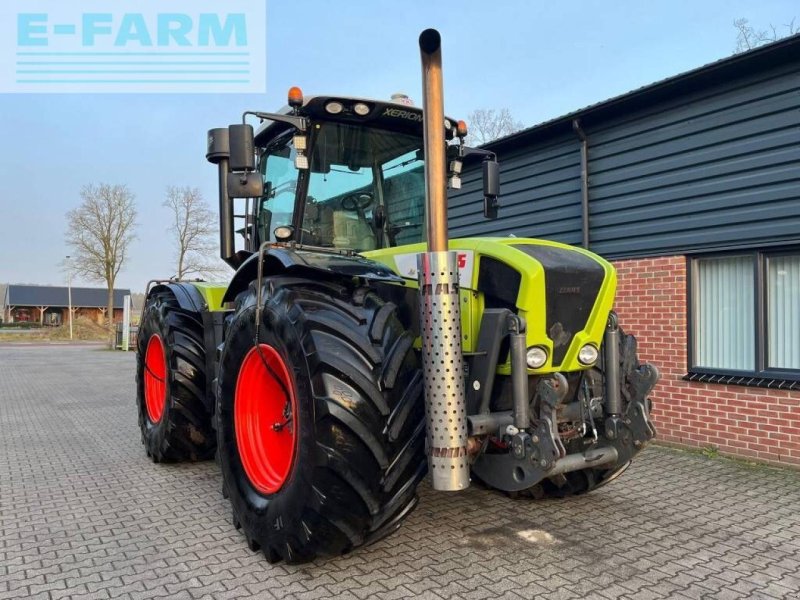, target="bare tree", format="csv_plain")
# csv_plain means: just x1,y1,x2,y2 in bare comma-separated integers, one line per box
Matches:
465,108,525,146
163,186,221,279
734,17,798,53
65,183,137,329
